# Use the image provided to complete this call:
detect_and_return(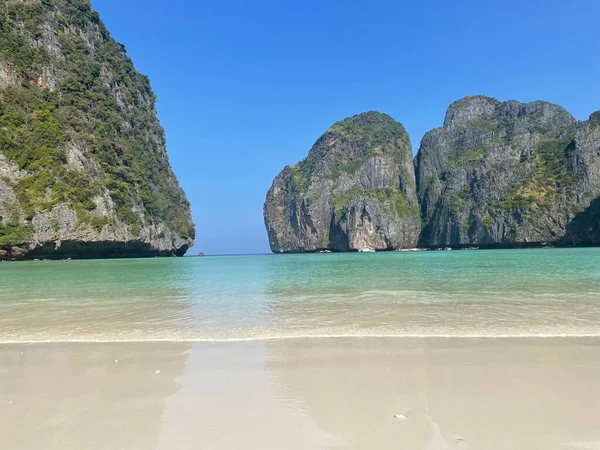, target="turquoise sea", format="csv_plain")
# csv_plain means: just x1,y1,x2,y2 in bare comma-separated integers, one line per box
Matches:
2,248,600,342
